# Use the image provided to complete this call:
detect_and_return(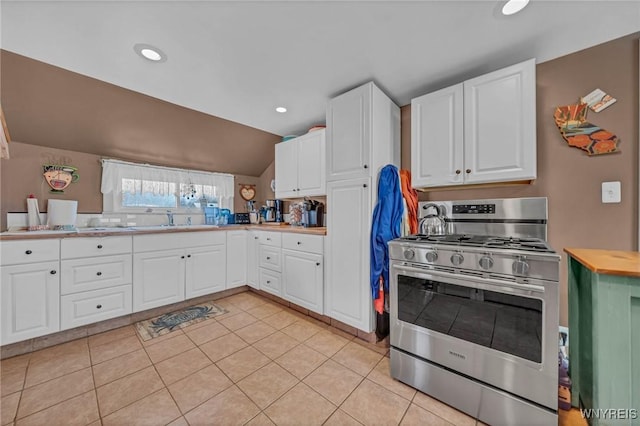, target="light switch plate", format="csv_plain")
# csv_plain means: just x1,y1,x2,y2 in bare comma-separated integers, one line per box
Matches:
601,181,621,203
